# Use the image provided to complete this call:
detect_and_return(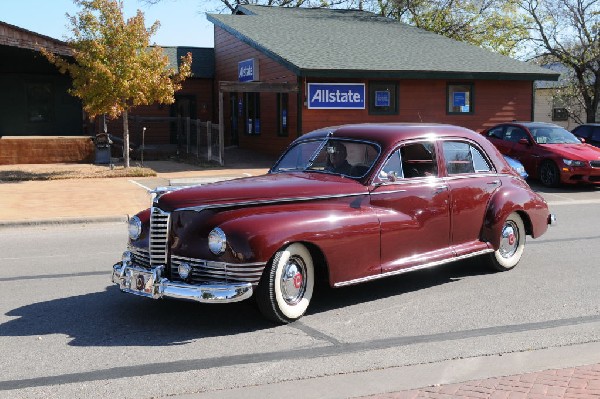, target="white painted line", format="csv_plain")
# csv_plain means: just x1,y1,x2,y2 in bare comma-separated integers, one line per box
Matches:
128,179,152,191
